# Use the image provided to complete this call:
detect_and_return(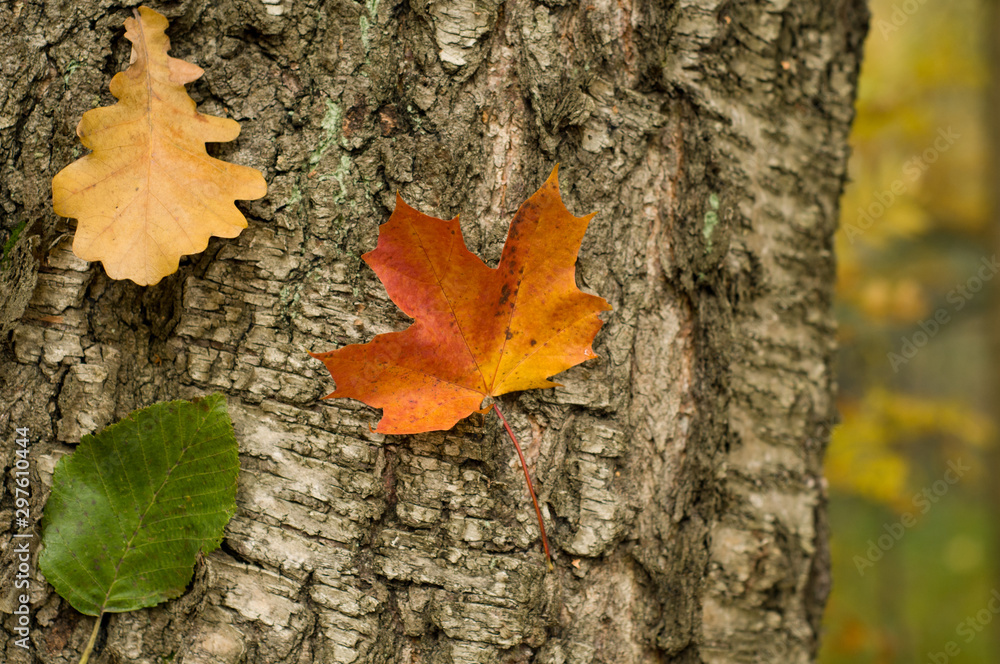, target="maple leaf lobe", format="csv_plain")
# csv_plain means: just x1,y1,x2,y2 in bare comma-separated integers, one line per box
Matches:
312,166,611,434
